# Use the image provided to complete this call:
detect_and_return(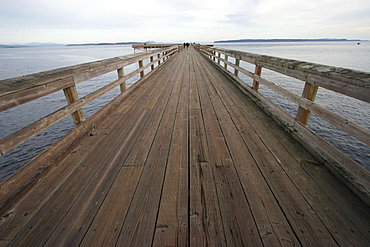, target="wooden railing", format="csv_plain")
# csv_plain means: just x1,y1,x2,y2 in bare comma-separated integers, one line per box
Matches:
196,44,370,201
0,45,181,157
132,44,177,52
